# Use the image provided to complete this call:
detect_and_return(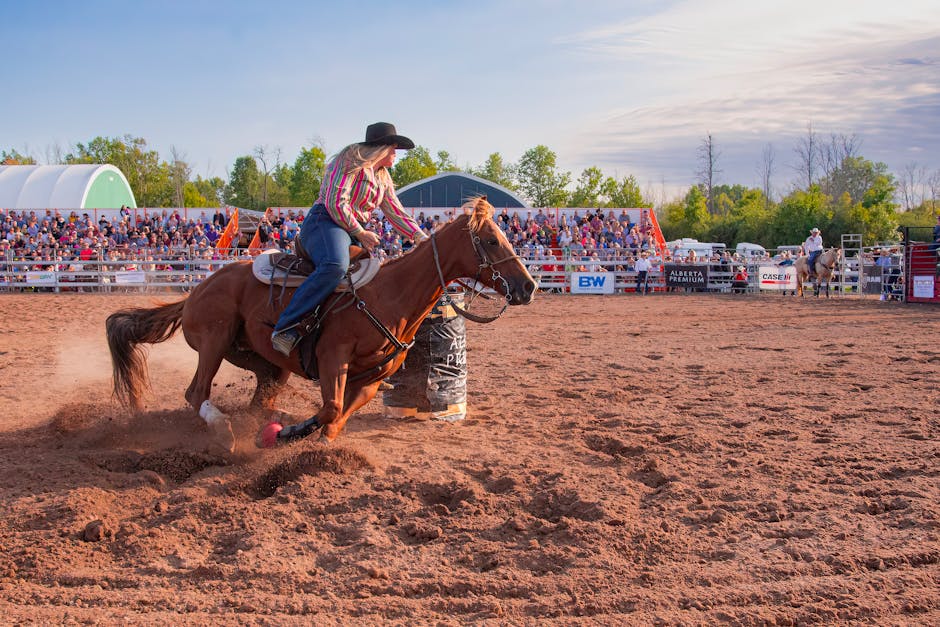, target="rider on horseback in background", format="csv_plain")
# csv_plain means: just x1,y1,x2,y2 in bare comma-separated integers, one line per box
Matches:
803,227,823,279
271,122,429,356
